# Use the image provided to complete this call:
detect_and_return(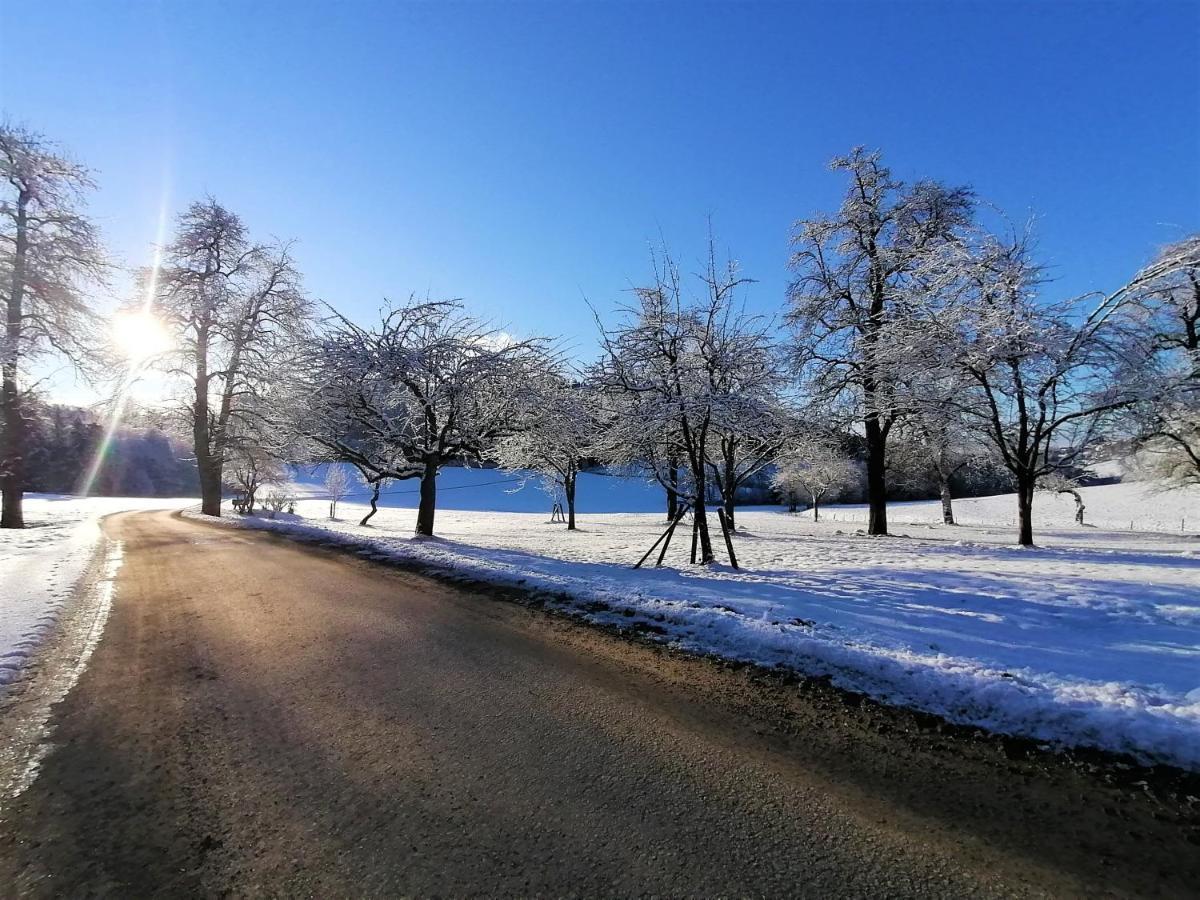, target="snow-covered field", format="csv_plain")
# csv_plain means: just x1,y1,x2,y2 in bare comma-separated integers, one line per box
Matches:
284,464,667,514
803,479,1199,535
0,495,192,689
205,473,1200,770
